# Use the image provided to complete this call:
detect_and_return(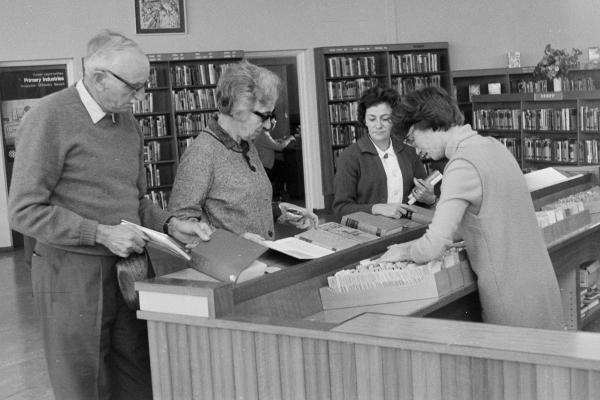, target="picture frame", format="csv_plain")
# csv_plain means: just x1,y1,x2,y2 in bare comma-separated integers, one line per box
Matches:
135,0,186,34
